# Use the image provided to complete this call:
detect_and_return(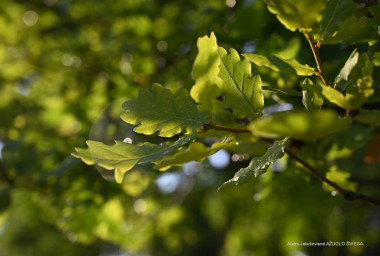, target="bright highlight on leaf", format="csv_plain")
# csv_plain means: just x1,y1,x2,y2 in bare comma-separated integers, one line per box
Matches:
263,0,326,31
218,137,288,191
301,79,323,111
190,32,223,111
218,48,264,120
243,53,316,76
121,84,208,137
249,110,351,140
72,134,197,183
